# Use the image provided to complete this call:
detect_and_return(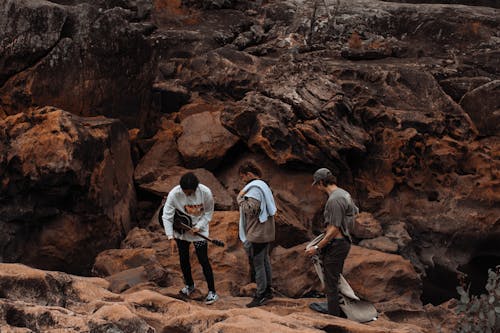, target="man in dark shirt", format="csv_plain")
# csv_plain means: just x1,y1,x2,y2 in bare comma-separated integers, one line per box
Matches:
305,168,358,317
